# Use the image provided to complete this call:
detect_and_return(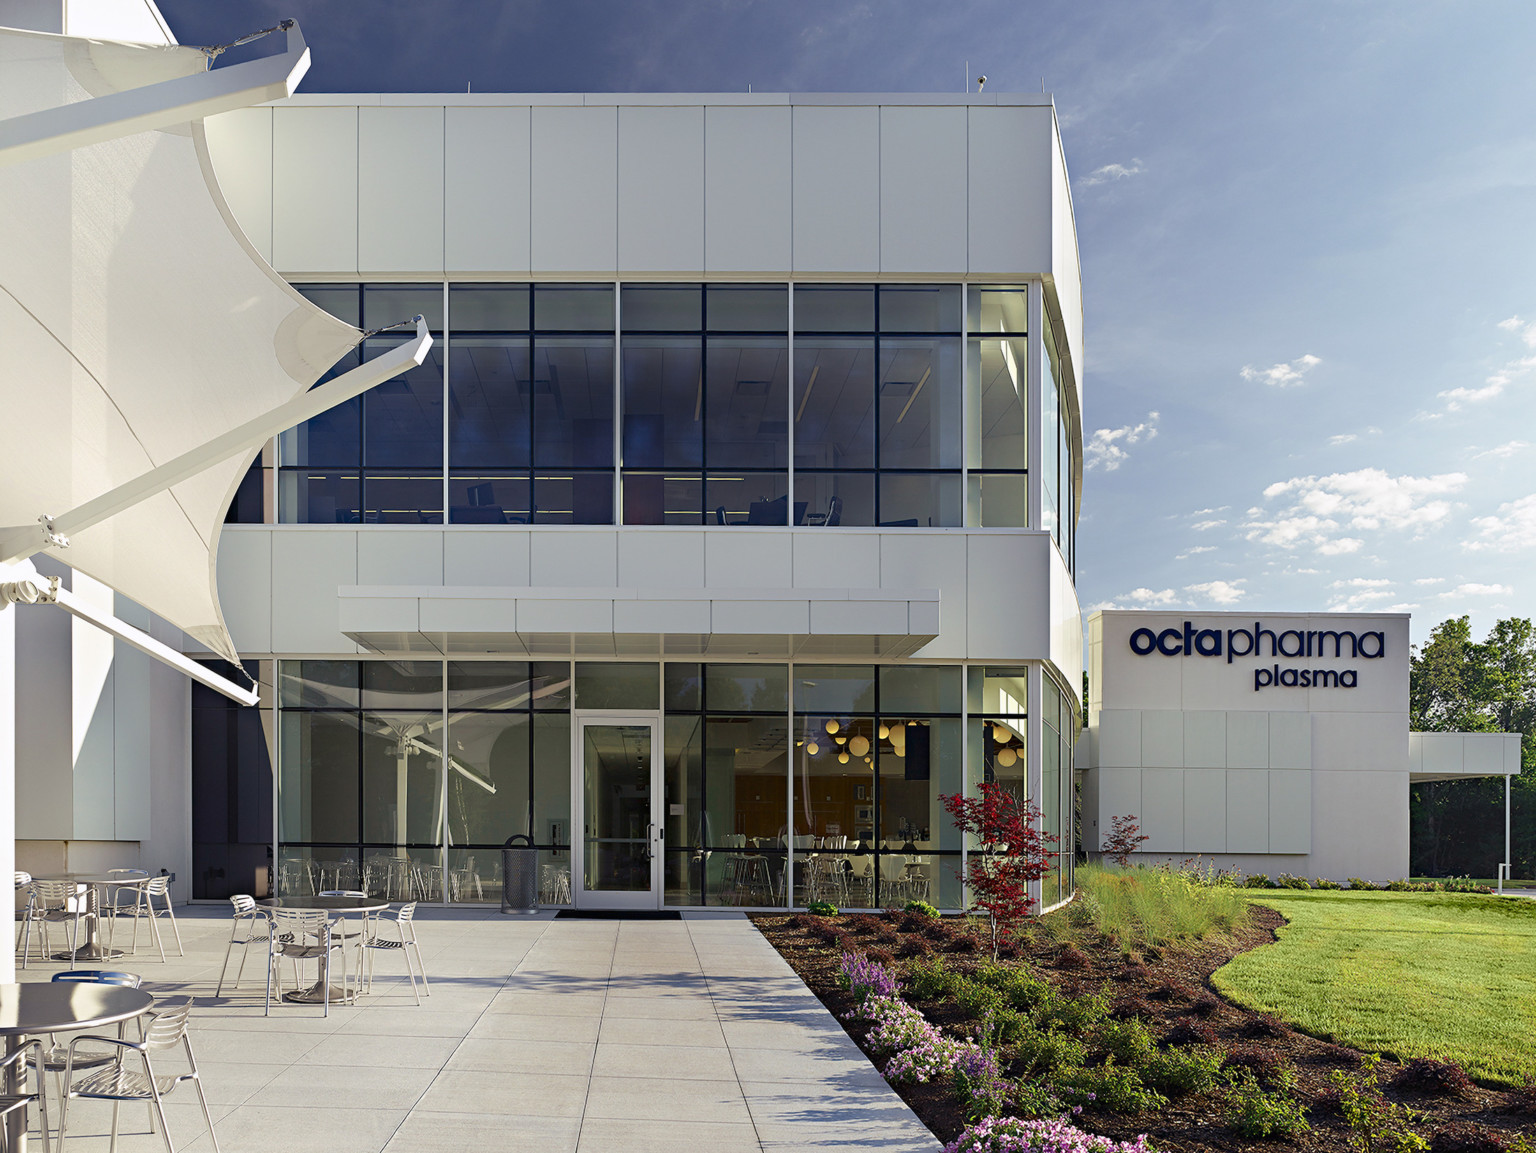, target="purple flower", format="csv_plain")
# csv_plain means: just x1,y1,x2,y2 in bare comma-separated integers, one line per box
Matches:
839,950,899,1005
942,1115,1155,1153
